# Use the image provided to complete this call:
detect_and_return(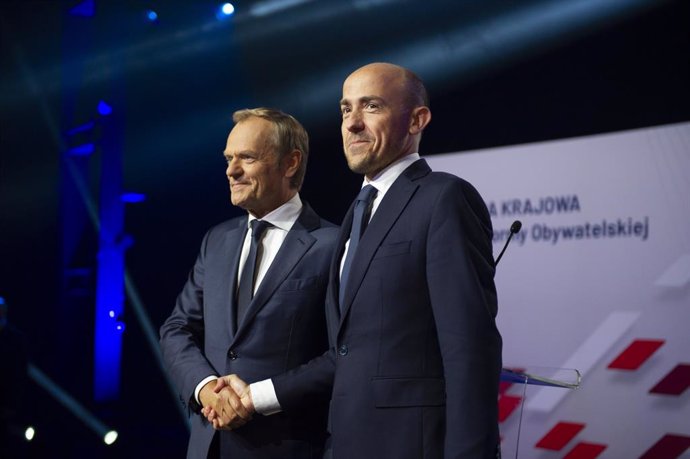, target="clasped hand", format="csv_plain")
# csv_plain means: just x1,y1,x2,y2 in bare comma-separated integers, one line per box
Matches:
199,374,254,430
